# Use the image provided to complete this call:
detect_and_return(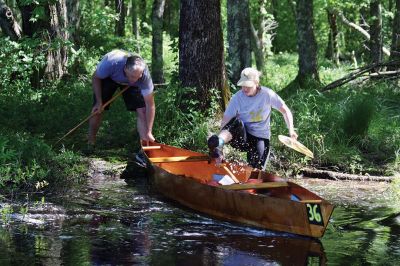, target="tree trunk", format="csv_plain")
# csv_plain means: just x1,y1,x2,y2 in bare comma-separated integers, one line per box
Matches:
132,0,139,41
370,0,383,68
66,0,80,46
251,0,270,71
271,0,278,51
250,21,265,71
163,0,179,37
0,0,21,40
17,0,69,86
139,0,148,35
45,1,69,80
325,9,340,66
151,0,165,83
389,0,400,69
179,0,229,111
115,0,126,36
227,0,252,83
294,0,319,86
